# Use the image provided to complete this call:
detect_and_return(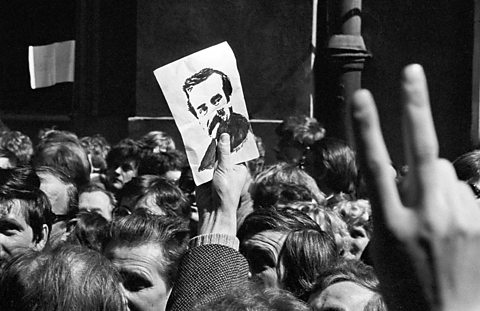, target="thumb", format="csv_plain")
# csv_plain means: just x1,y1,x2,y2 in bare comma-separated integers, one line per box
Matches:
216,133,231,173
